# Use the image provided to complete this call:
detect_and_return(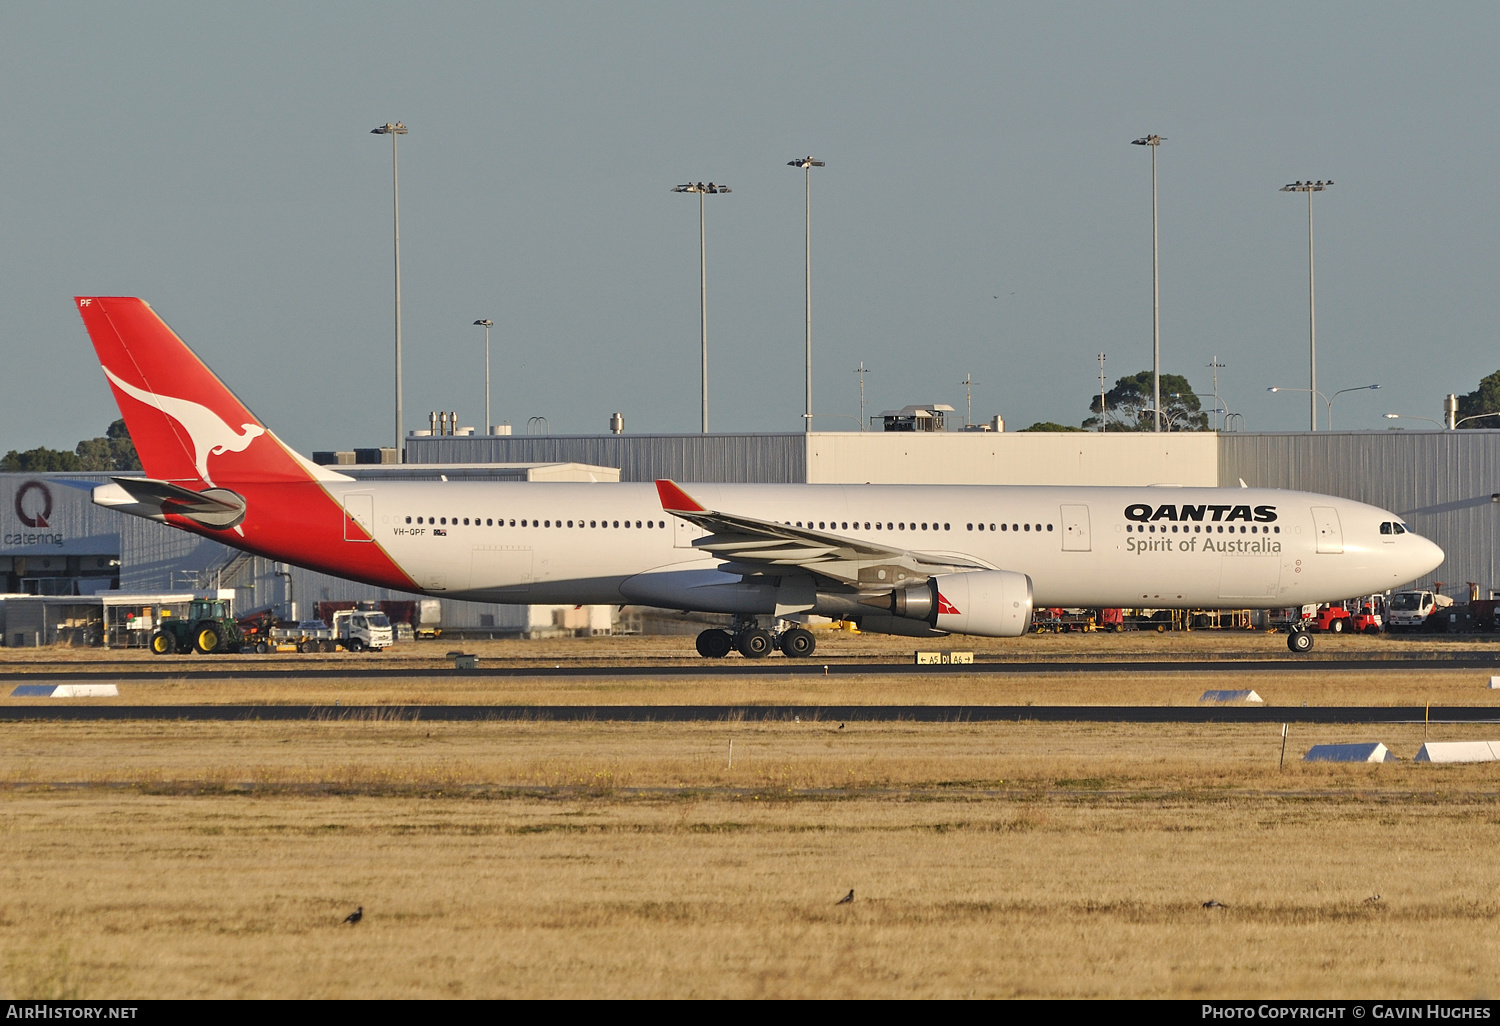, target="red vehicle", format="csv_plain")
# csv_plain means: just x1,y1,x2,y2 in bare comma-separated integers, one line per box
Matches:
1310,604,1353,634
1351,604,1383,634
